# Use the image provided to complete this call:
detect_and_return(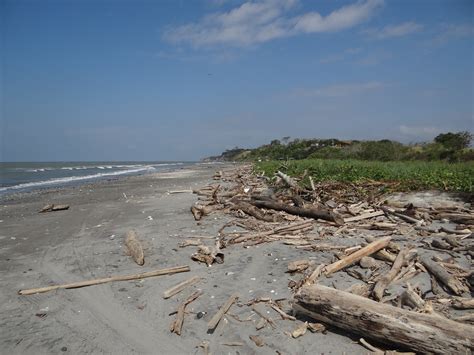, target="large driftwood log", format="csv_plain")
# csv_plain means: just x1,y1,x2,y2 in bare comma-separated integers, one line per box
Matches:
18,265,190,295
294,284,474,354
125,230,145,266
421,256,469,295
323,236,392,275
250,199,344,225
